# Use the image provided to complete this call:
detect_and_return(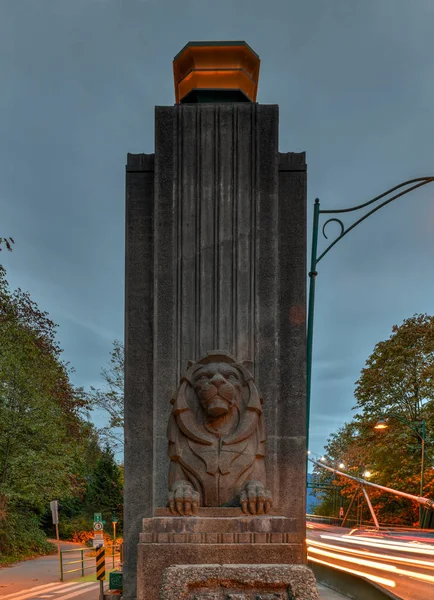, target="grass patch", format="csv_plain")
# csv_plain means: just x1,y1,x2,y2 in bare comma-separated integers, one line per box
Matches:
0,545,56,568
72,566,121,582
